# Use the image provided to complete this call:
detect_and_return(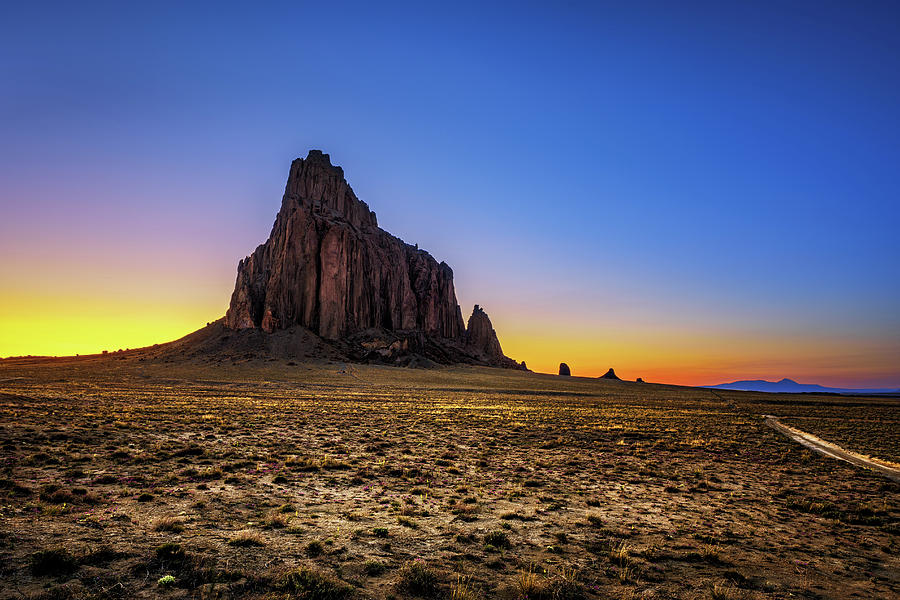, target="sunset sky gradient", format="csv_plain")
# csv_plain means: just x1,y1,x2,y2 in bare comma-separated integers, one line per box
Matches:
2,1,899,387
